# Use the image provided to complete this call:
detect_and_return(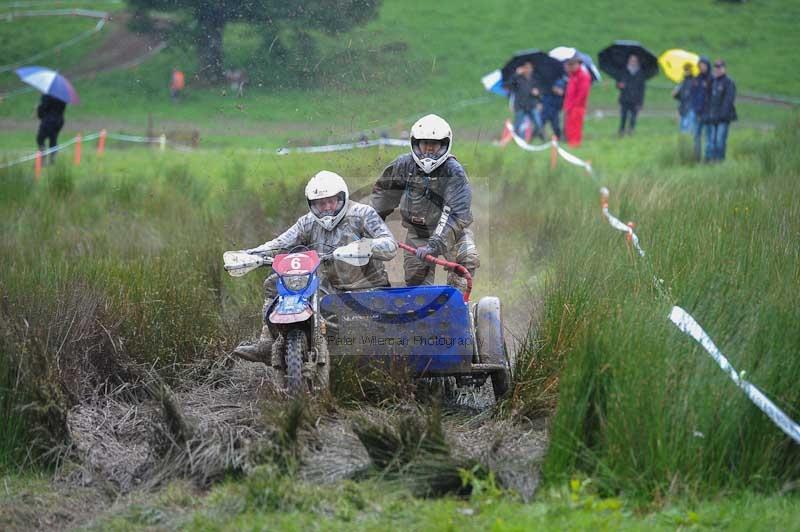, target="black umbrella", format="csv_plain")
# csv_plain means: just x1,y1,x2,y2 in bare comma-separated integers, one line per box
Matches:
501,49,565,86
597,40,659,81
